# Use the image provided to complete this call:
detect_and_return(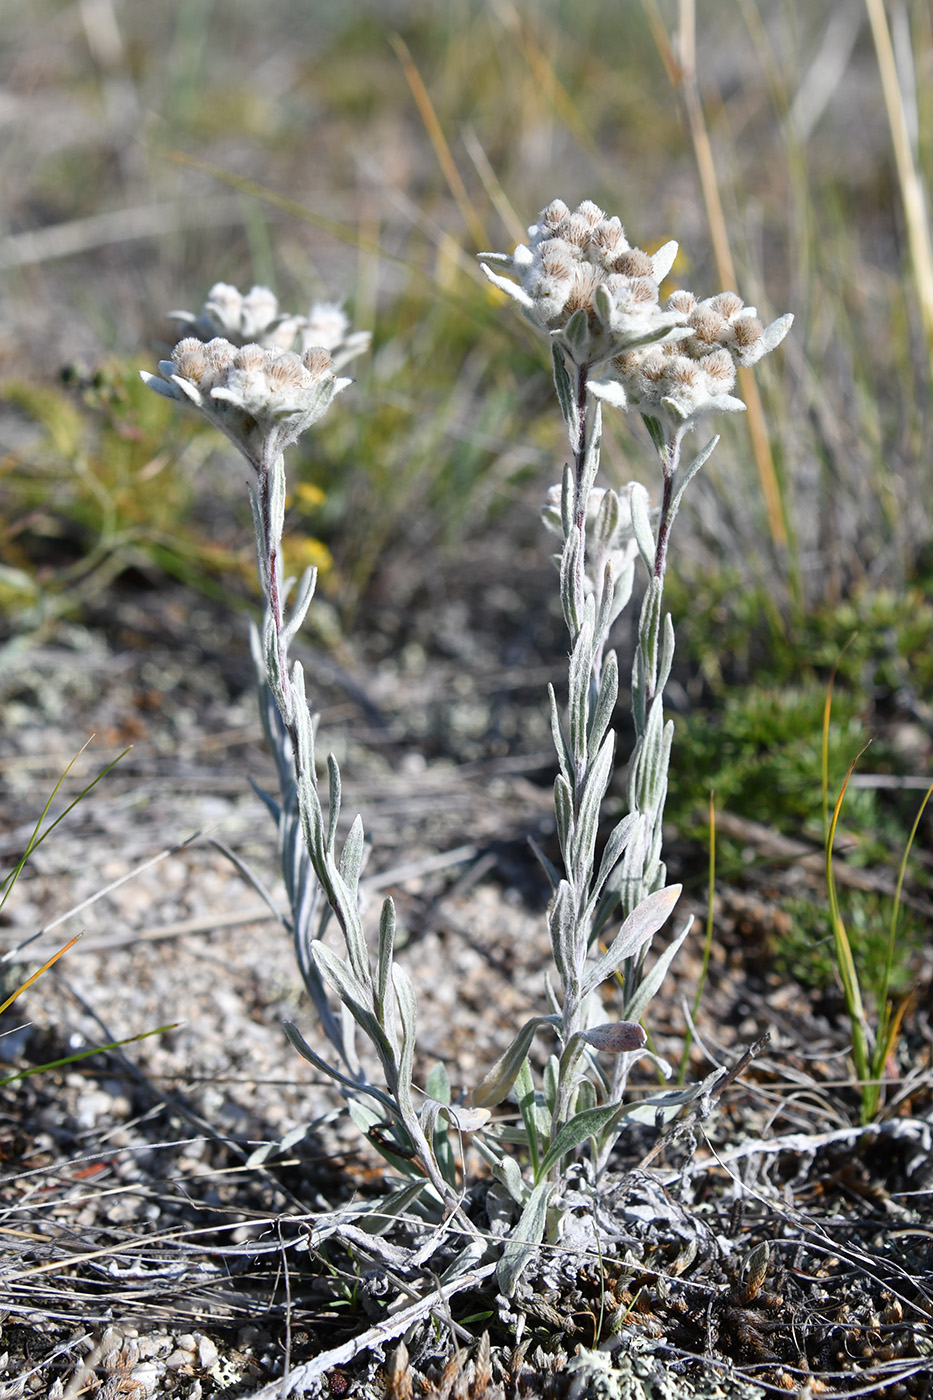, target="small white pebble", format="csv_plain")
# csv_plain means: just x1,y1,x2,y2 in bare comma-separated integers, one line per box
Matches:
198,1336,218,1368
